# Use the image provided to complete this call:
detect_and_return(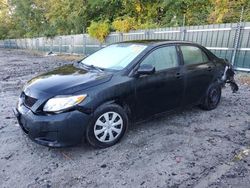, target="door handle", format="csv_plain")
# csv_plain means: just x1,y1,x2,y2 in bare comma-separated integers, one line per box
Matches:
207,66,212,71
175,72,181,79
